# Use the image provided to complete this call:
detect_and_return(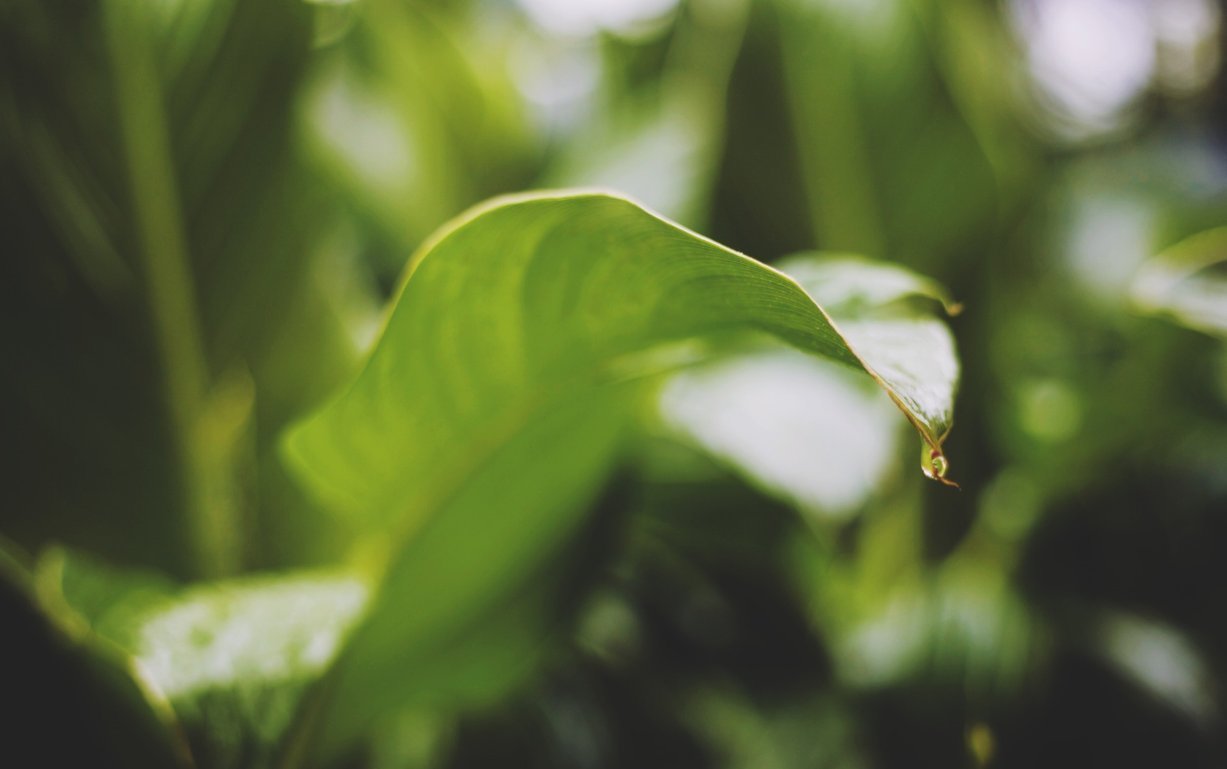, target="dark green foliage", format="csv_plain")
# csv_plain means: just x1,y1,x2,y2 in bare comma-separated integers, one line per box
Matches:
5,0,1227,767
